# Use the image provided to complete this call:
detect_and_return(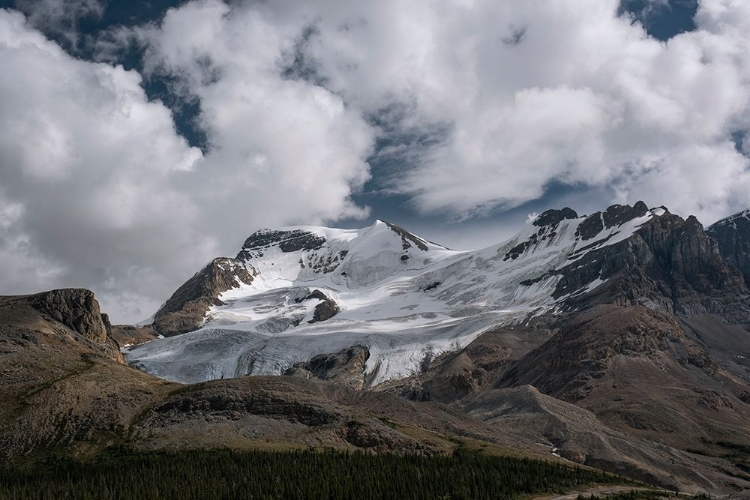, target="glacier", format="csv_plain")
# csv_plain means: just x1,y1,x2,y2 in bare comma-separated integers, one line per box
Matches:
125,208,665,385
